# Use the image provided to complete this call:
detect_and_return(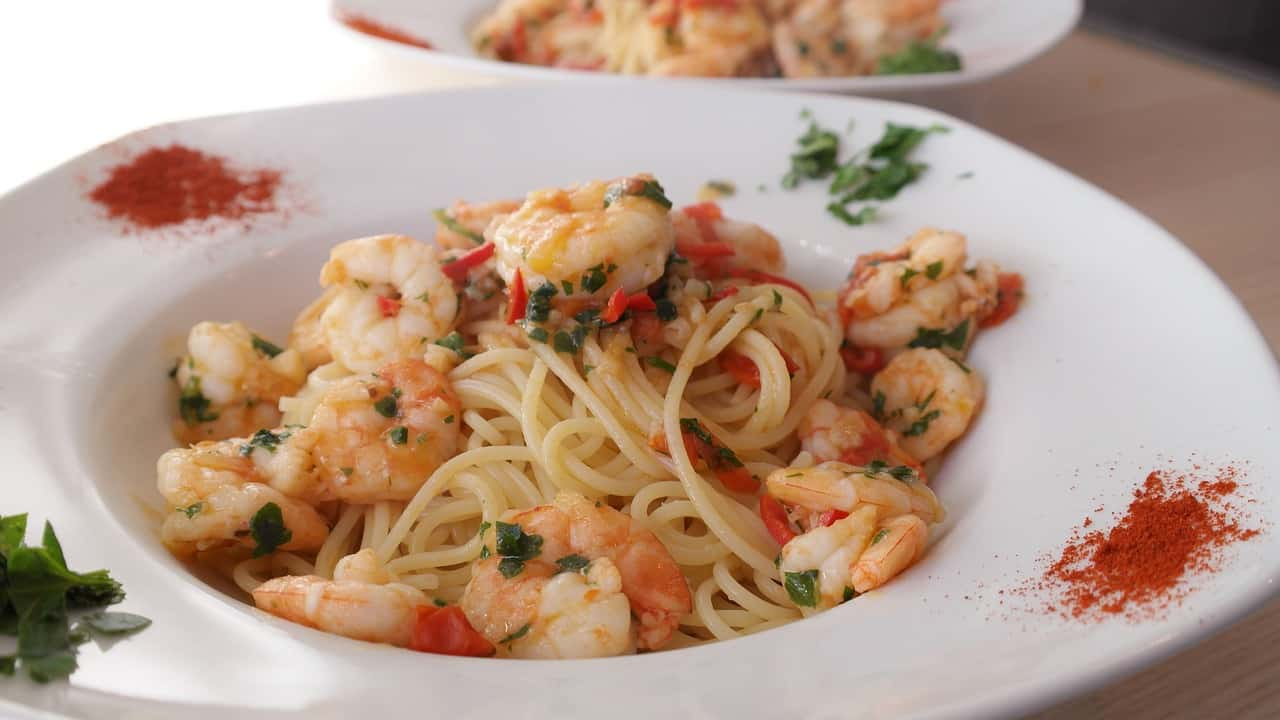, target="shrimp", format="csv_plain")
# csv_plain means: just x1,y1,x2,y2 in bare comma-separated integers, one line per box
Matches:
766,460,942,527
301,358,463,503
289,287,339,371
768,461,939,606
461,492,691,657
489,175,675,299
434,199,521,251
648,1,772,77
252,574,429,646
839,228,998,354
172,321,305,445
772,0,859,78
870,347,984,462
157,440,328,556
318,234,459,374
671,205,785,274
842,0,945,73
798,398,922,476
